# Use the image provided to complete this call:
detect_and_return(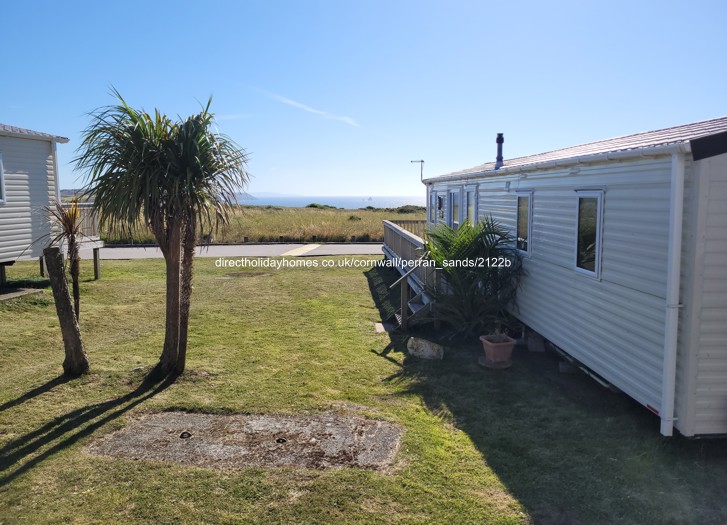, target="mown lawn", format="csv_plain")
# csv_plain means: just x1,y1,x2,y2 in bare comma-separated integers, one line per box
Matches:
1,258,726,525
